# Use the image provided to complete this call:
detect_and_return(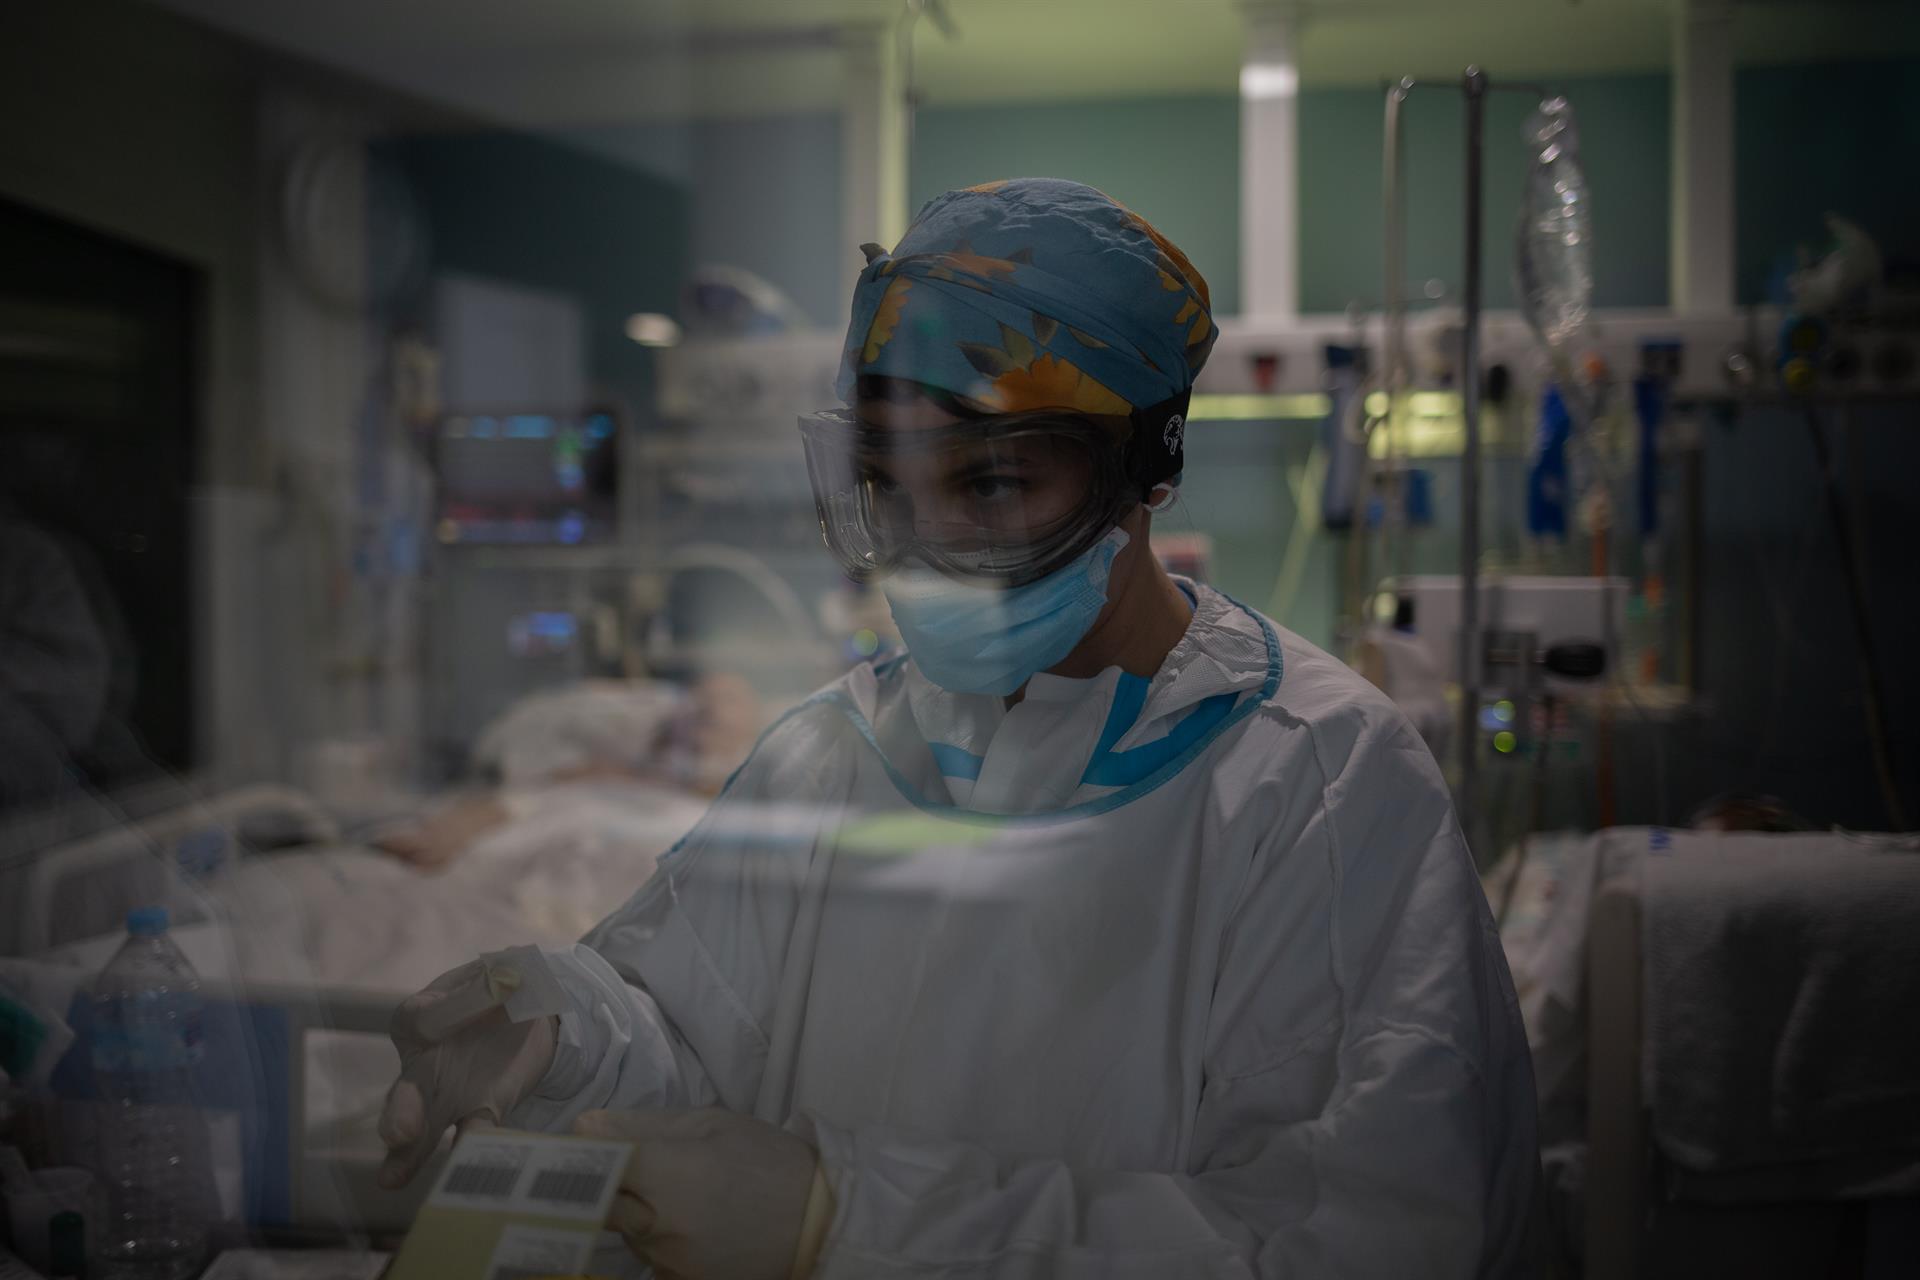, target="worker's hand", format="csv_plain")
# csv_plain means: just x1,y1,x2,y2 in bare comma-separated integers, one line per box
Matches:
376,961,558,1189
573,1107,826,1280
